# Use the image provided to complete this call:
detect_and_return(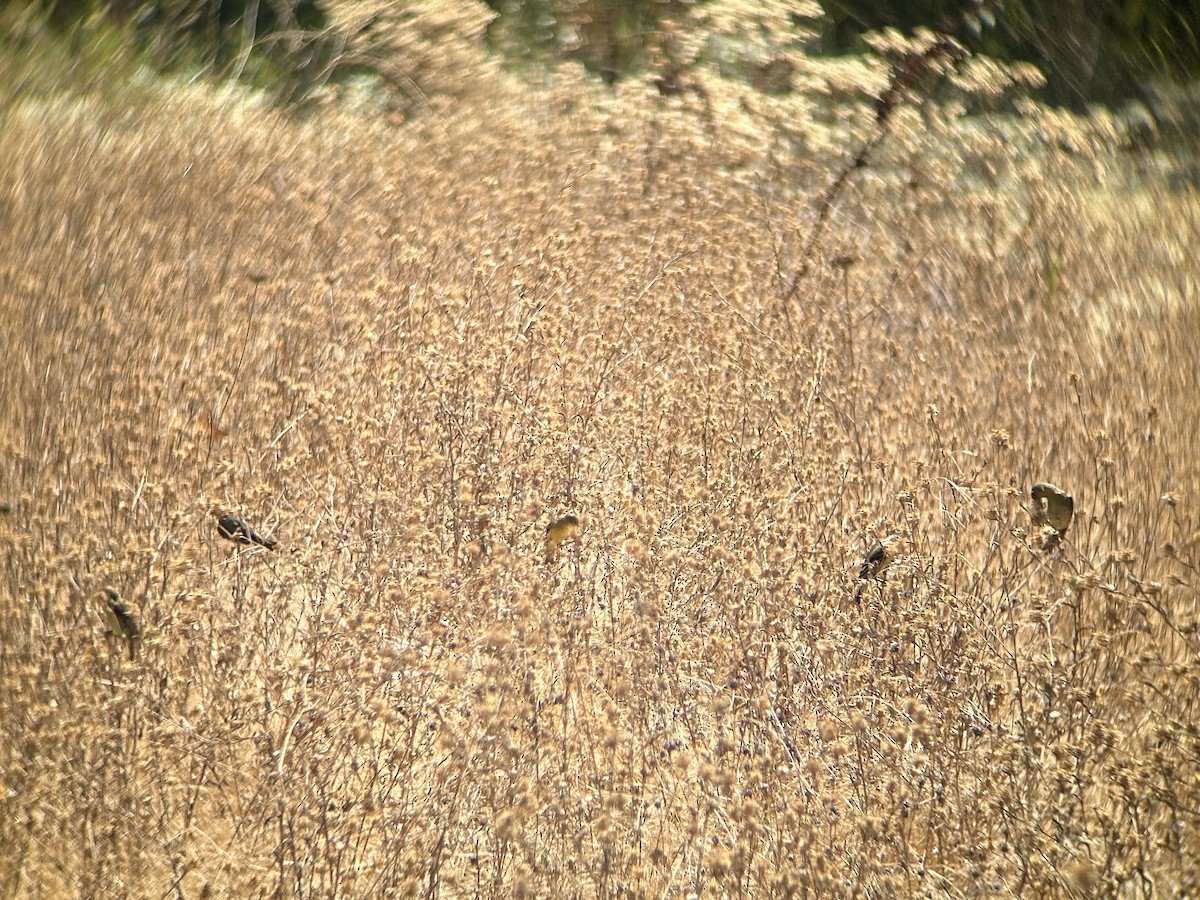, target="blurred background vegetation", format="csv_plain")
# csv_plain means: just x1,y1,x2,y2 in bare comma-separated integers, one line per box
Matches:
489,0,1200,109
5,0,1199,112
